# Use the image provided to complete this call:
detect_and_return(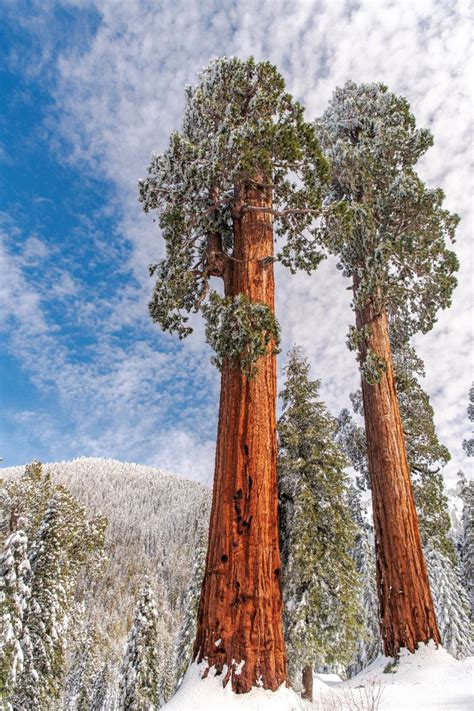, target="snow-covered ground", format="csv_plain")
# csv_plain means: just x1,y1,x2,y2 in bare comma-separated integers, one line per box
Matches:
162,661,305,711
163,644,473,710
315,643,473,711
